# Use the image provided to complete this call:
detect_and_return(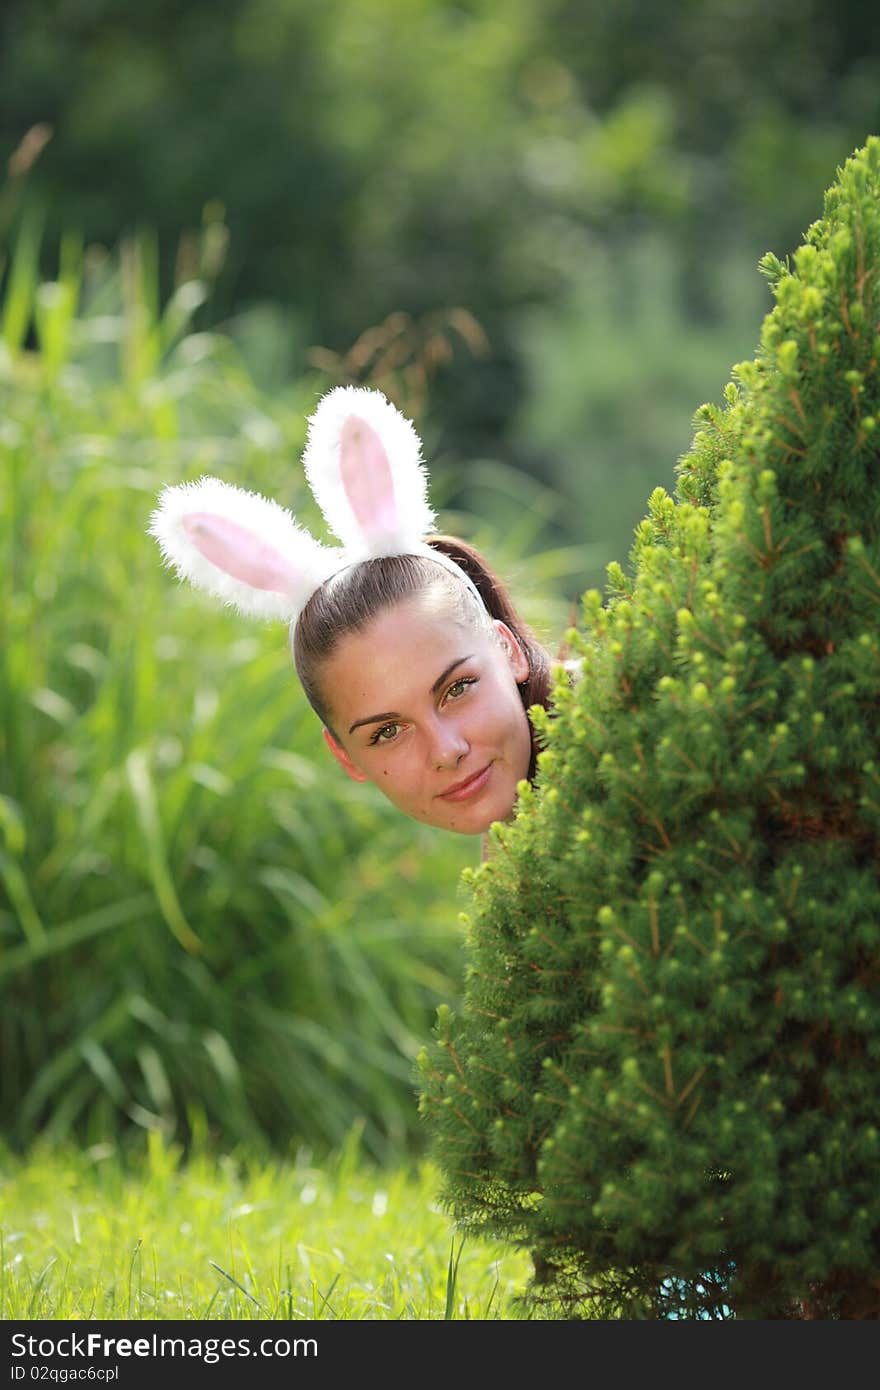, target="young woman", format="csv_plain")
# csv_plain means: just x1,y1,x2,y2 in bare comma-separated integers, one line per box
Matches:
150,387,558,850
